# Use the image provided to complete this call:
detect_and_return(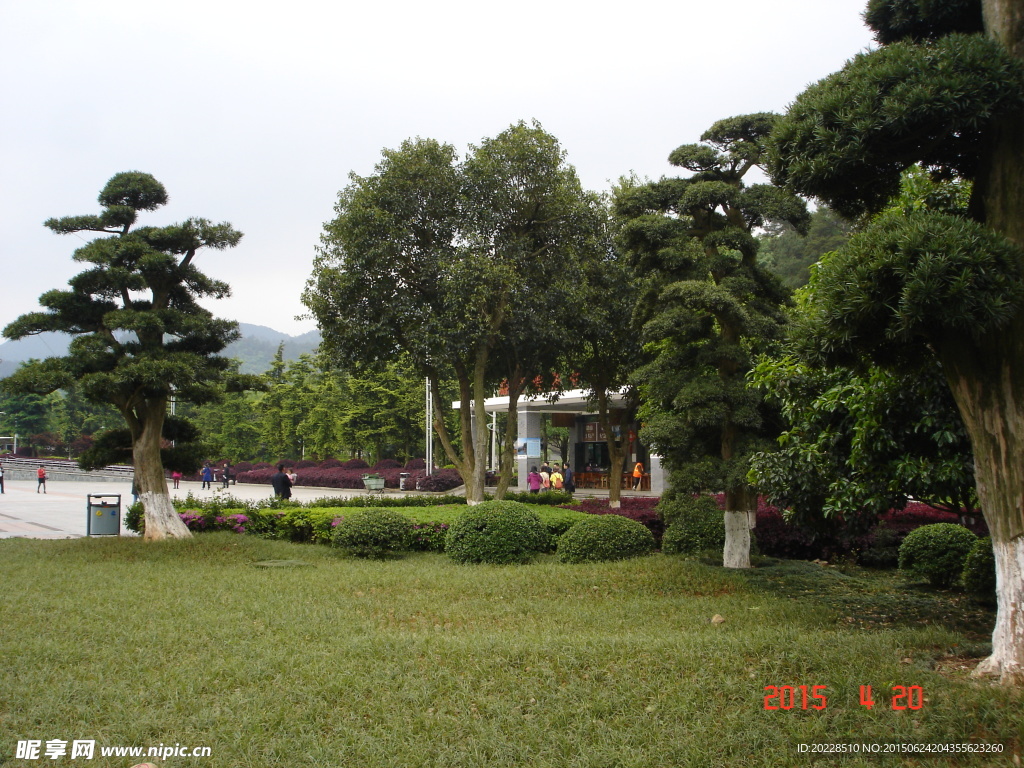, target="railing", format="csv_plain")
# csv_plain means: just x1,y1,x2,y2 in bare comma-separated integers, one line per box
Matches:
0,456,134,477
